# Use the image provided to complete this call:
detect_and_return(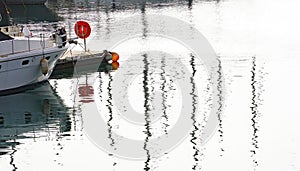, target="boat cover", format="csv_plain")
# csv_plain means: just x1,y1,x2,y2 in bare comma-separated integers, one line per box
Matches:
0,31,13,41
